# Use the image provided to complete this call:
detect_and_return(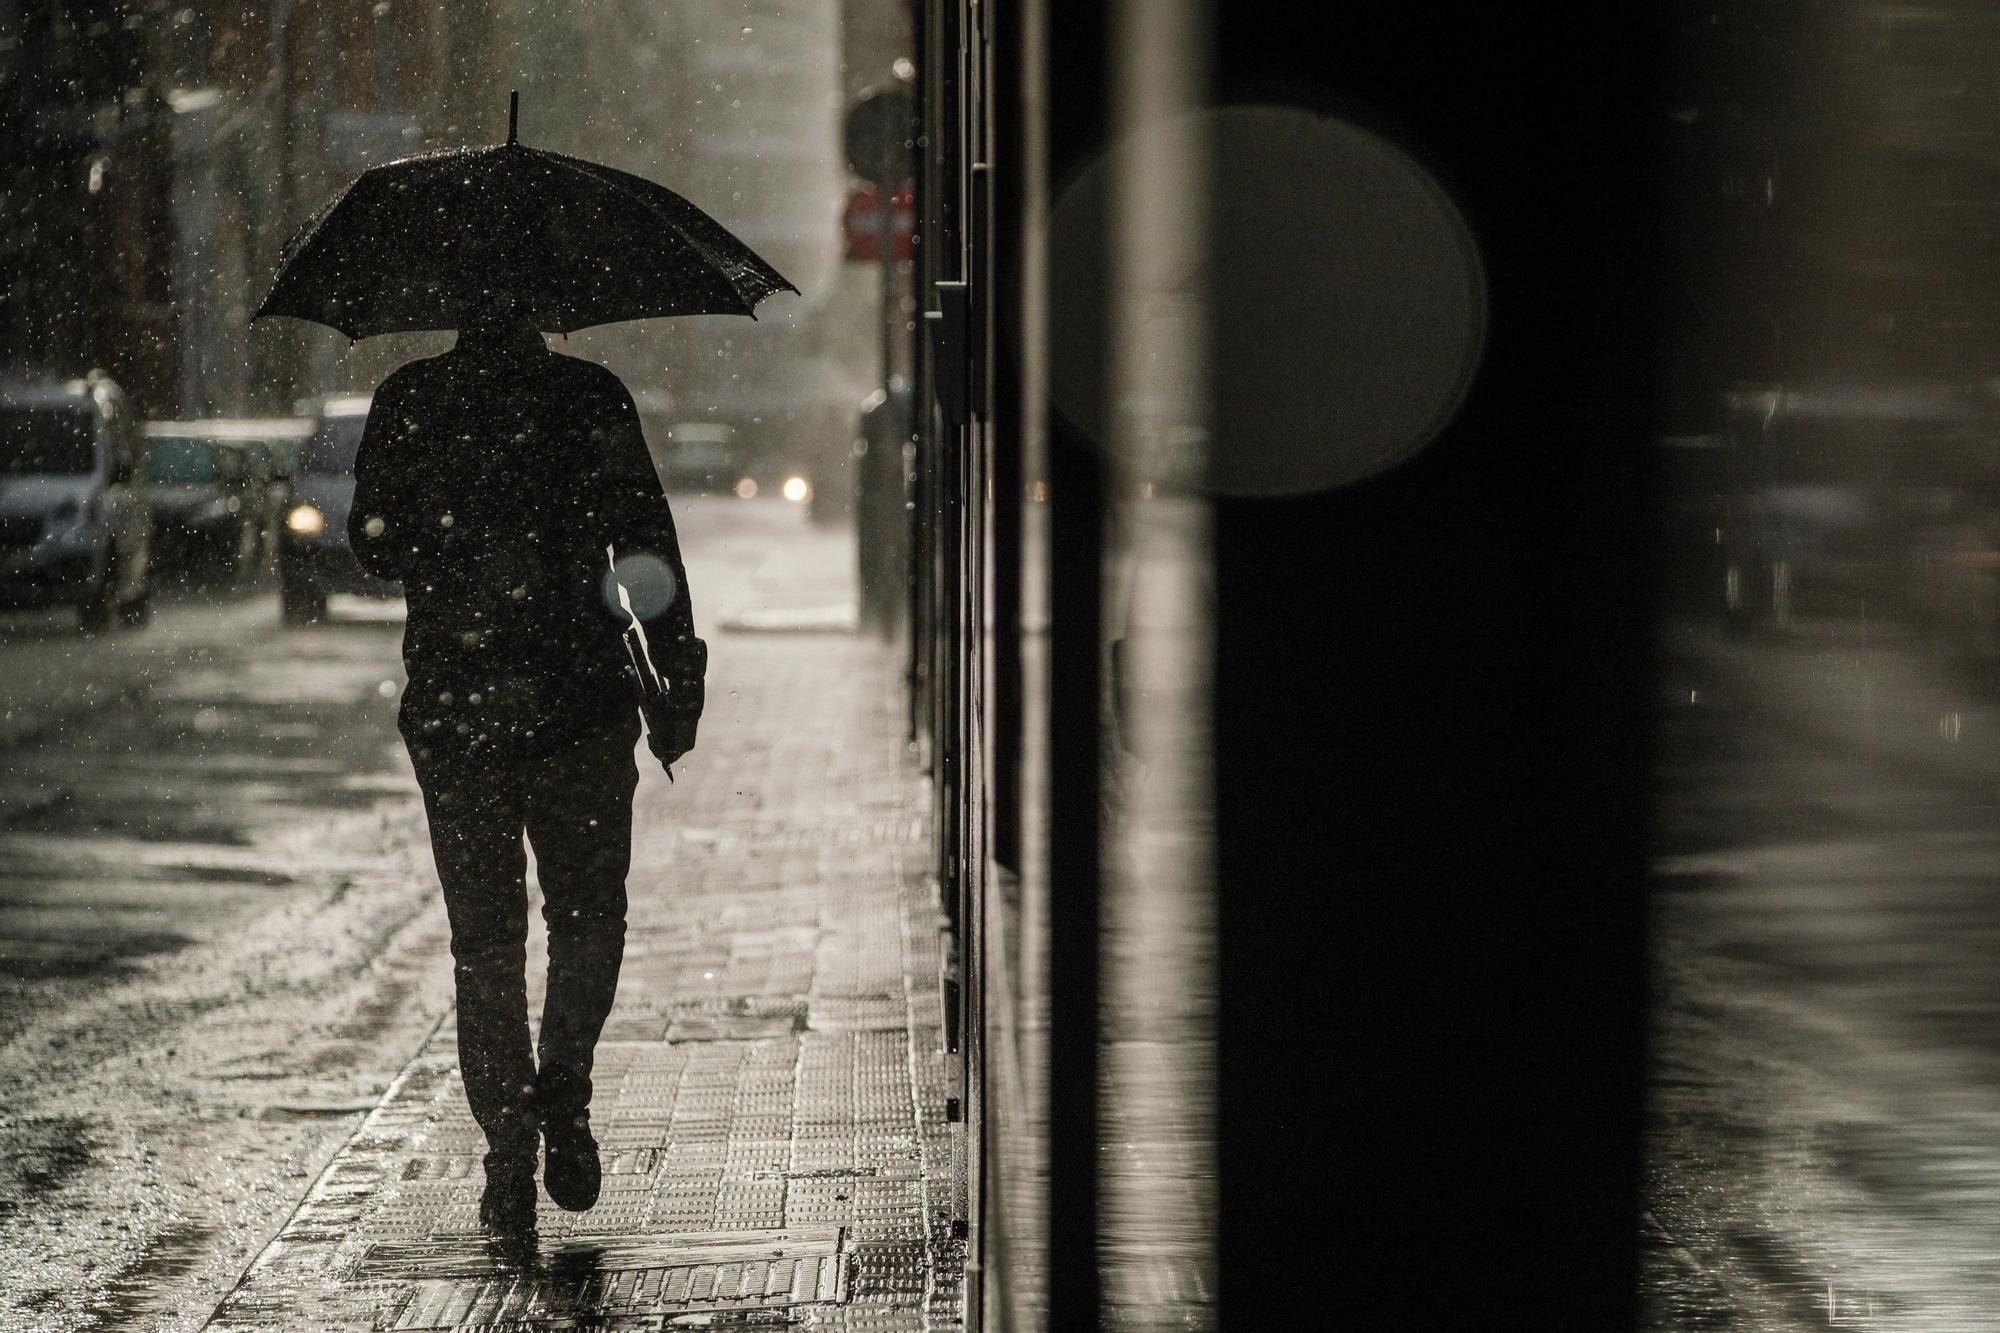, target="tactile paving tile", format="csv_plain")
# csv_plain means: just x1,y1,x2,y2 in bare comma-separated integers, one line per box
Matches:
206,631,959,1331
367,1229,847,1327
